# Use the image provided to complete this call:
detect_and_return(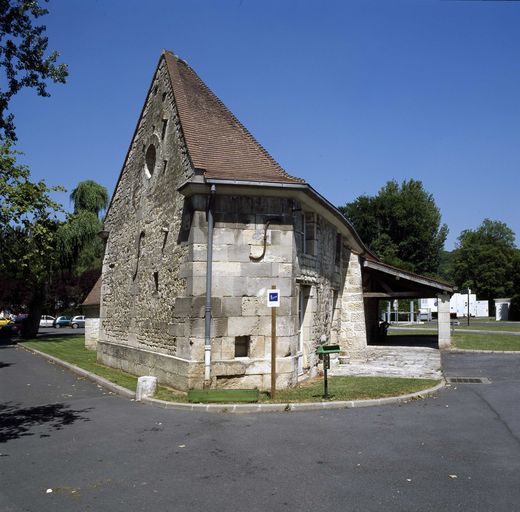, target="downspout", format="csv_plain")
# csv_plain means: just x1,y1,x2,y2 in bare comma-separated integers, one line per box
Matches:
204,184,216,387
